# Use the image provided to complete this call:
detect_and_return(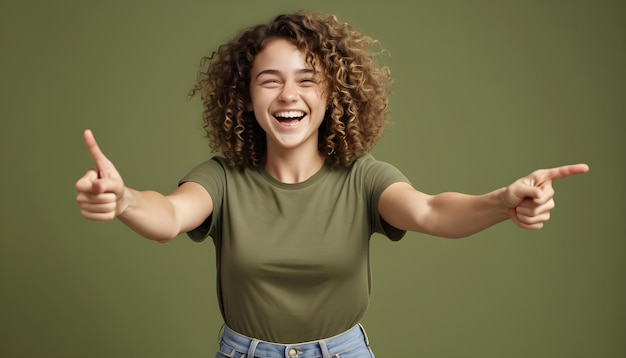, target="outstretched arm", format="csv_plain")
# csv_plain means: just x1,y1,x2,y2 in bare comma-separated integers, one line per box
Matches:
378,164,589,238
75,130,212,242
